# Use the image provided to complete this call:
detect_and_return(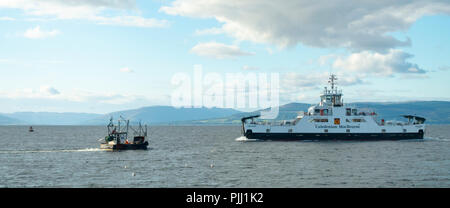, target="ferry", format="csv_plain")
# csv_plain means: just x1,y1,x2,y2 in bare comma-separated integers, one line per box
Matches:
100,117,149,150
241,74,426,141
